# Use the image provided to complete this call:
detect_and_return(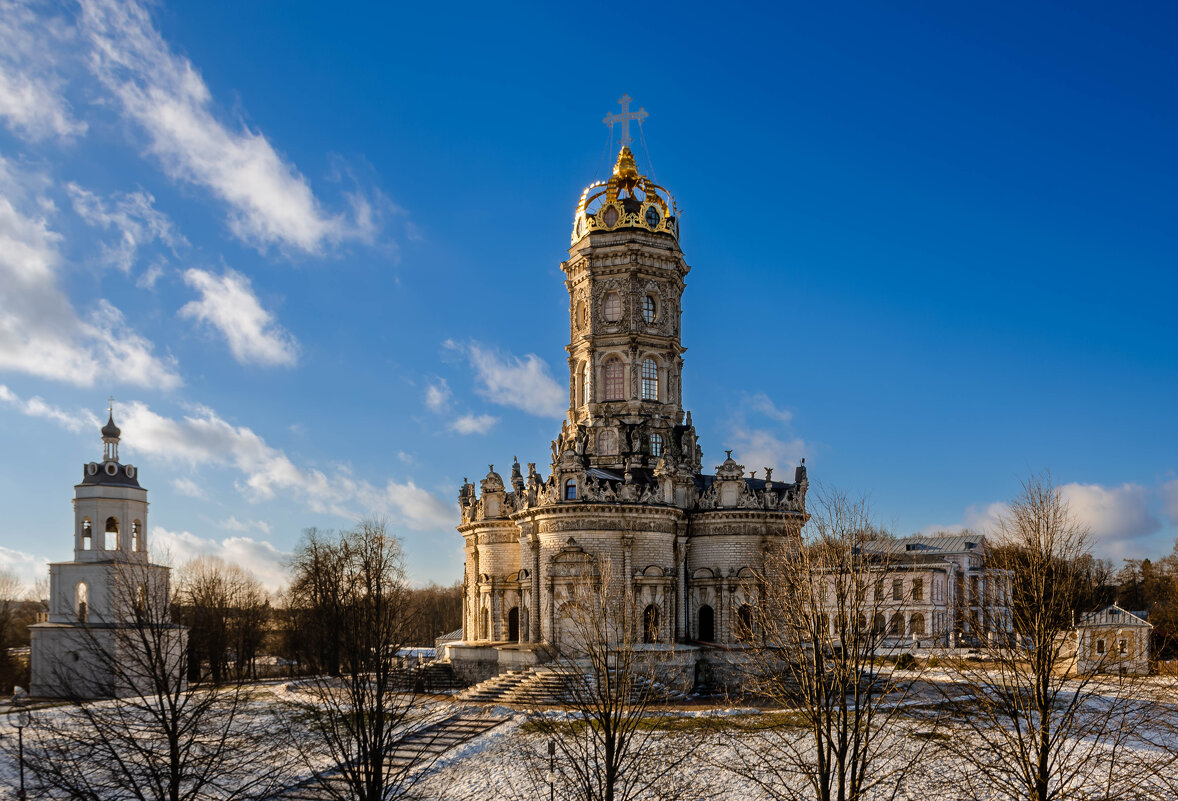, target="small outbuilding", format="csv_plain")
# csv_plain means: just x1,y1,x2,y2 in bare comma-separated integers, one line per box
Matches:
1075,604,1152,676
